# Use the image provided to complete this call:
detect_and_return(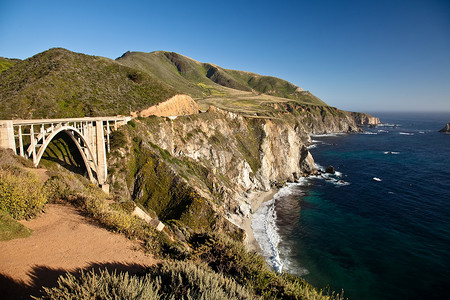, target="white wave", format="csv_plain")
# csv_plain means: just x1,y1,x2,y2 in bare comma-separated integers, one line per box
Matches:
333,179,350,186
311,139,321,143
384,151,400,155
310,132,346,138
296,177,311,186
321,175,350,186
419,131,425,134
314,163,325,171
399,132,414,136
360,131,378,135
378,130,389,133
252,186,301,273
373,177,382,182
379,123,399,127
307,144,317,149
